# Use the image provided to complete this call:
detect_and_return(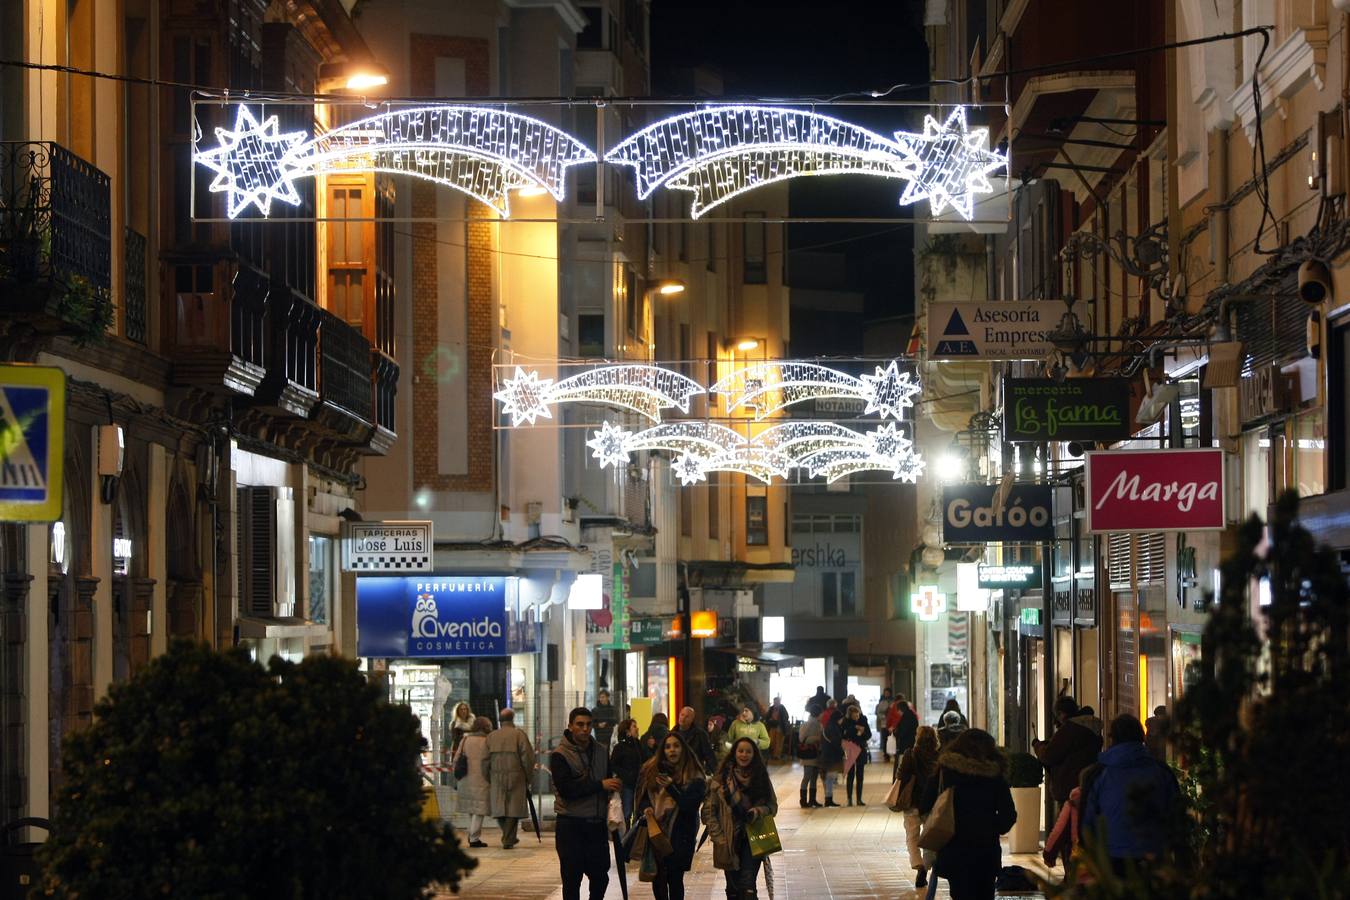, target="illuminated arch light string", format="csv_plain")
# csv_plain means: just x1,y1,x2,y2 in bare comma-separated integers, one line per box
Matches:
494,365,703,426
194,104,597,218
710,360,920,420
